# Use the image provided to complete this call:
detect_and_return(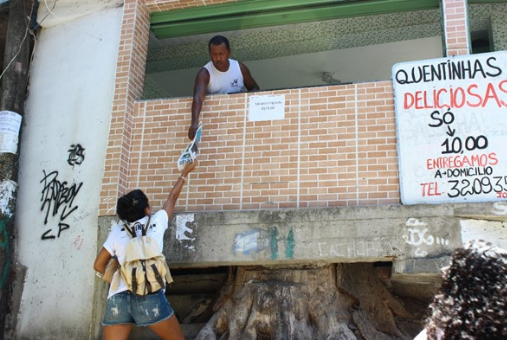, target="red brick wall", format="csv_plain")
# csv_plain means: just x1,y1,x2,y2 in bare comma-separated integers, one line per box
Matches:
100,0,151,215
99,0,470,216
124,83,399,213
442,0,470,56
146,0,238,12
